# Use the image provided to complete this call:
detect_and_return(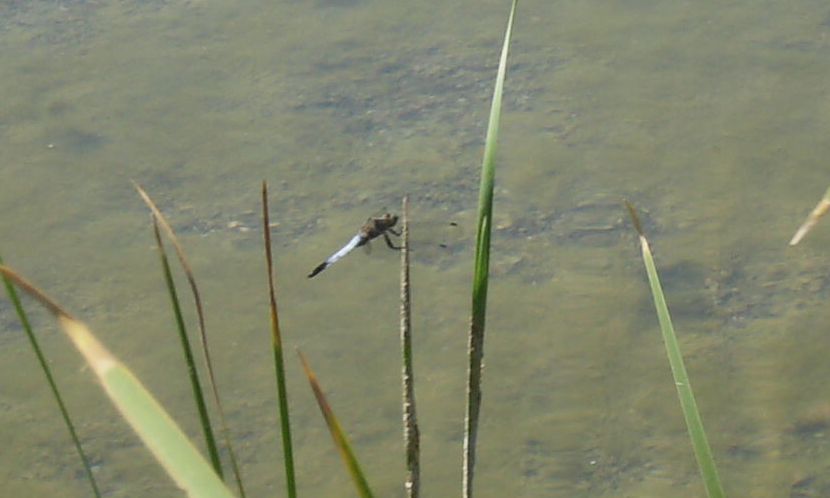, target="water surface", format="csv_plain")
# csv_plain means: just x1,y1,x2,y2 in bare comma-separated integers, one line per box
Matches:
2,1,830,496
